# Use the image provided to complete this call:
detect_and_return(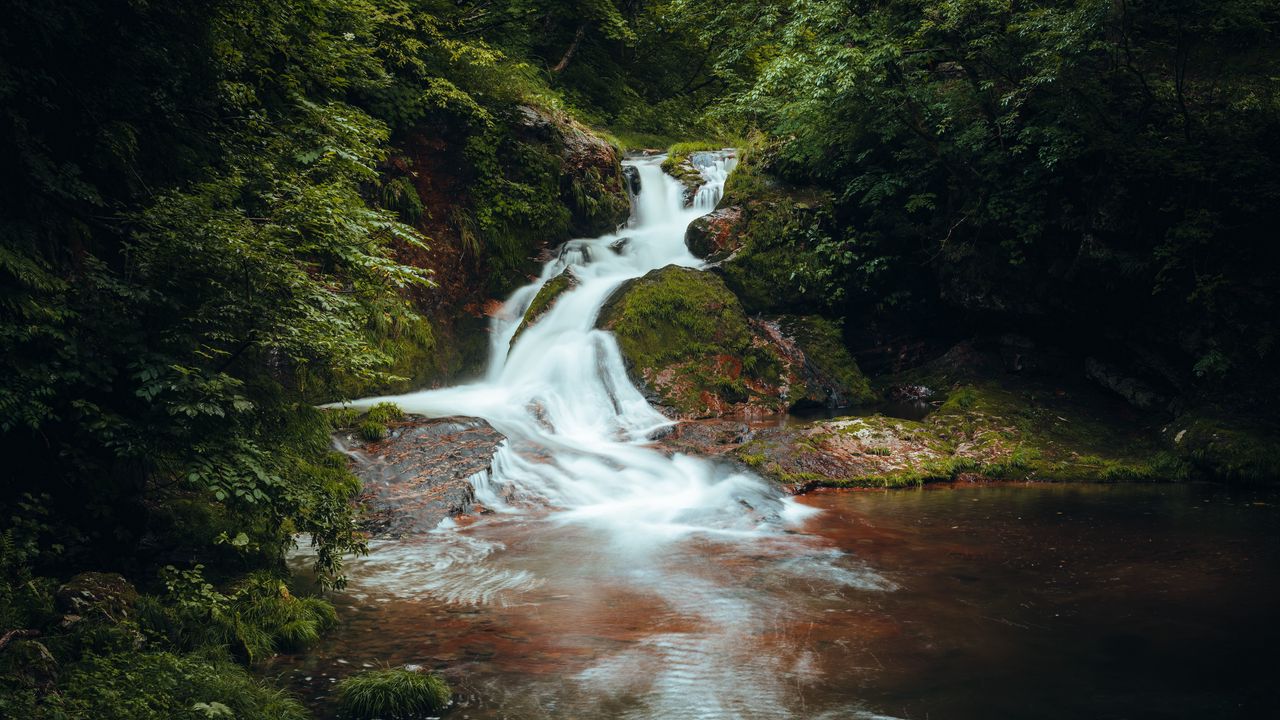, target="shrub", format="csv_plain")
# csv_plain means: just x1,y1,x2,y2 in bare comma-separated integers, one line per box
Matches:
336,668,452,719
142,568,338,664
